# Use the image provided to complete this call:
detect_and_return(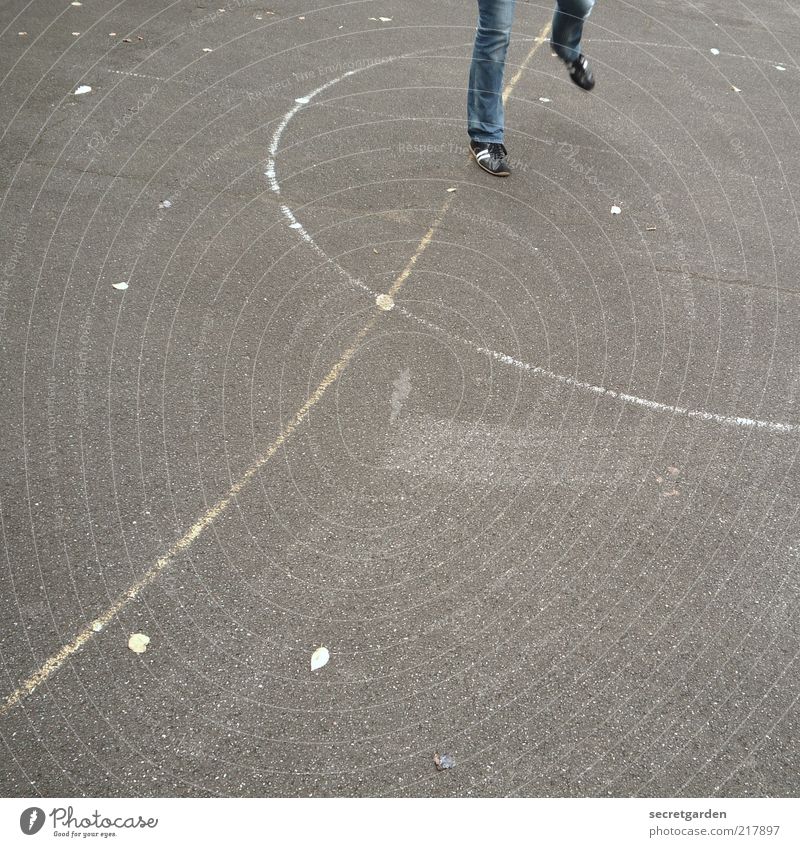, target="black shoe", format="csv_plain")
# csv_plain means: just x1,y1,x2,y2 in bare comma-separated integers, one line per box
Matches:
564,53,595,91
469,139,511,176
